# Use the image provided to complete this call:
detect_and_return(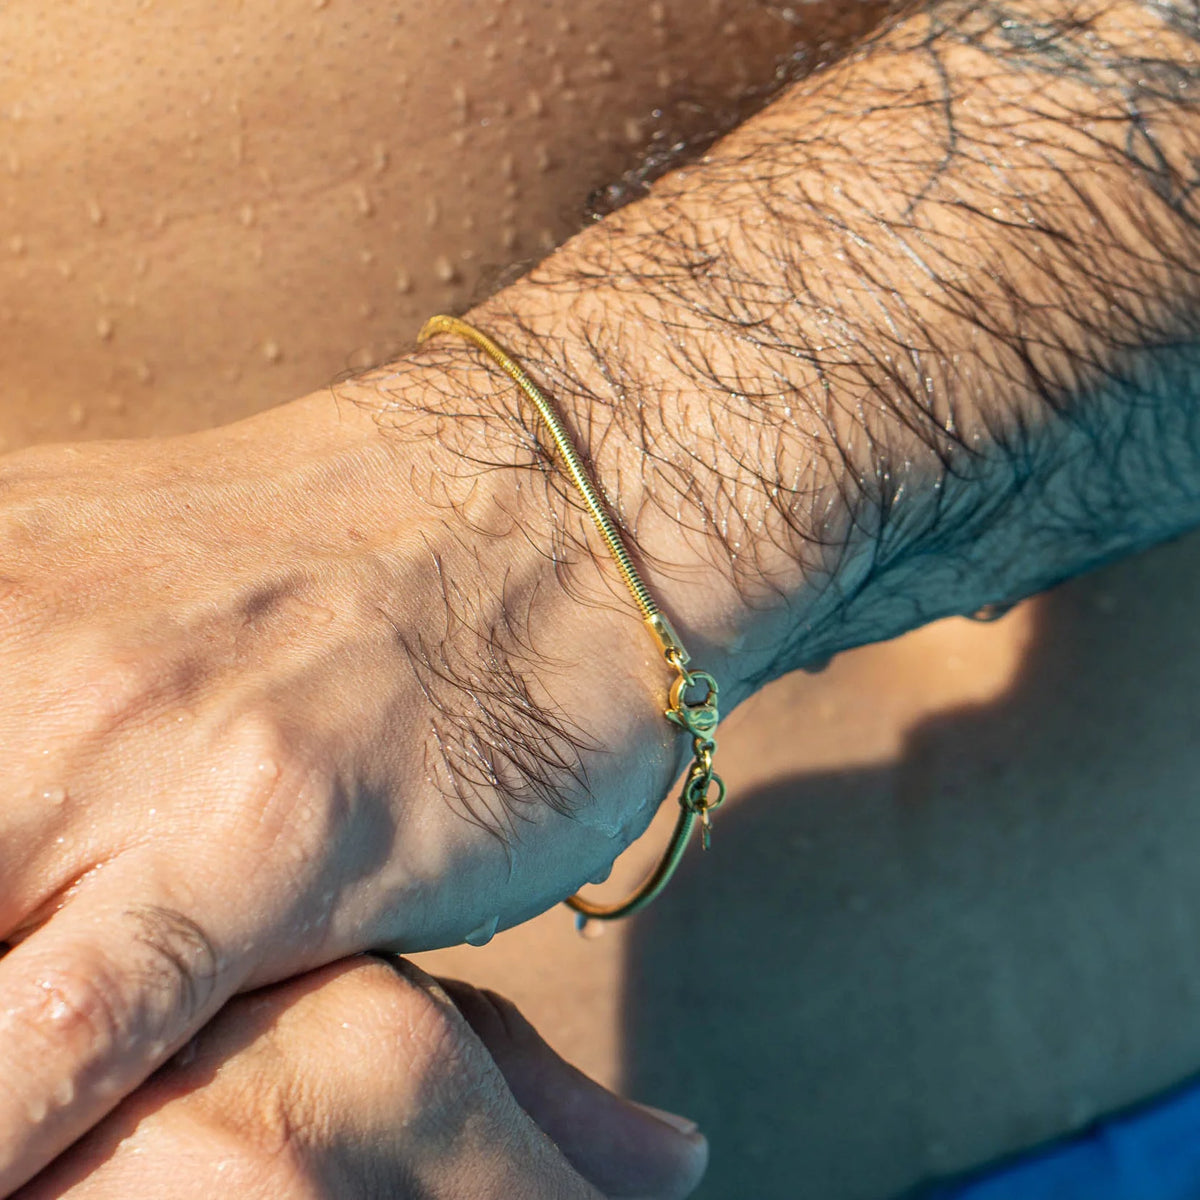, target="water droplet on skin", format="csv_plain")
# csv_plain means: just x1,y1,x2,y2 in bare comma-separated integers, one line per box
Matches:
96,316,114,341
452,84,468,111
257,759,280,781
433,255,458,283
262,339,282,363
484,42,500,61
573,804,624,839
134,255,150,276
9,235,26,256
359,248,375,265
68,403,86,428
313,0,329,8
395,268,412,294
624,117,644,144
537,227,557,251
239,203,256,227
87,198,105,227
534,145,552,173
464,914,499,947
574,913,607,939
25,1098,48,1125
425,197,440,228
353,185,374,217
500,225,518,250
57,260,75,279
136,360,154,384
528,89,545,117
52,1078,75,1108
371,142,389,175
42,785,67,806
